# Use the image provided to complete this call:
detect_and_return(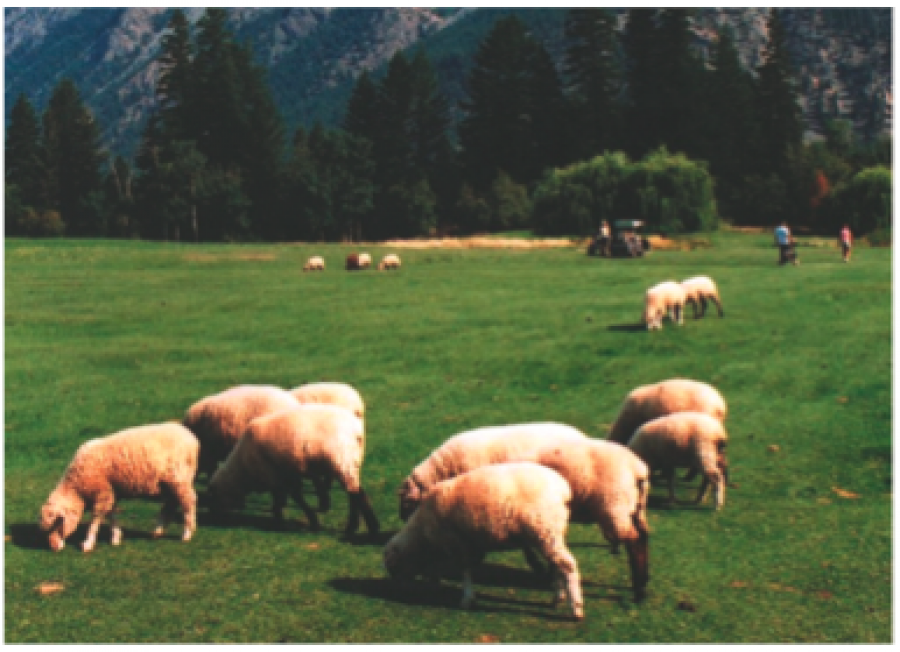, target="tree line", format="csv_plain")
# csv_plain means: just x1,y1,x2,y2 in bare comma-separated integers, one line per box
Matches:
6,8,892,241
